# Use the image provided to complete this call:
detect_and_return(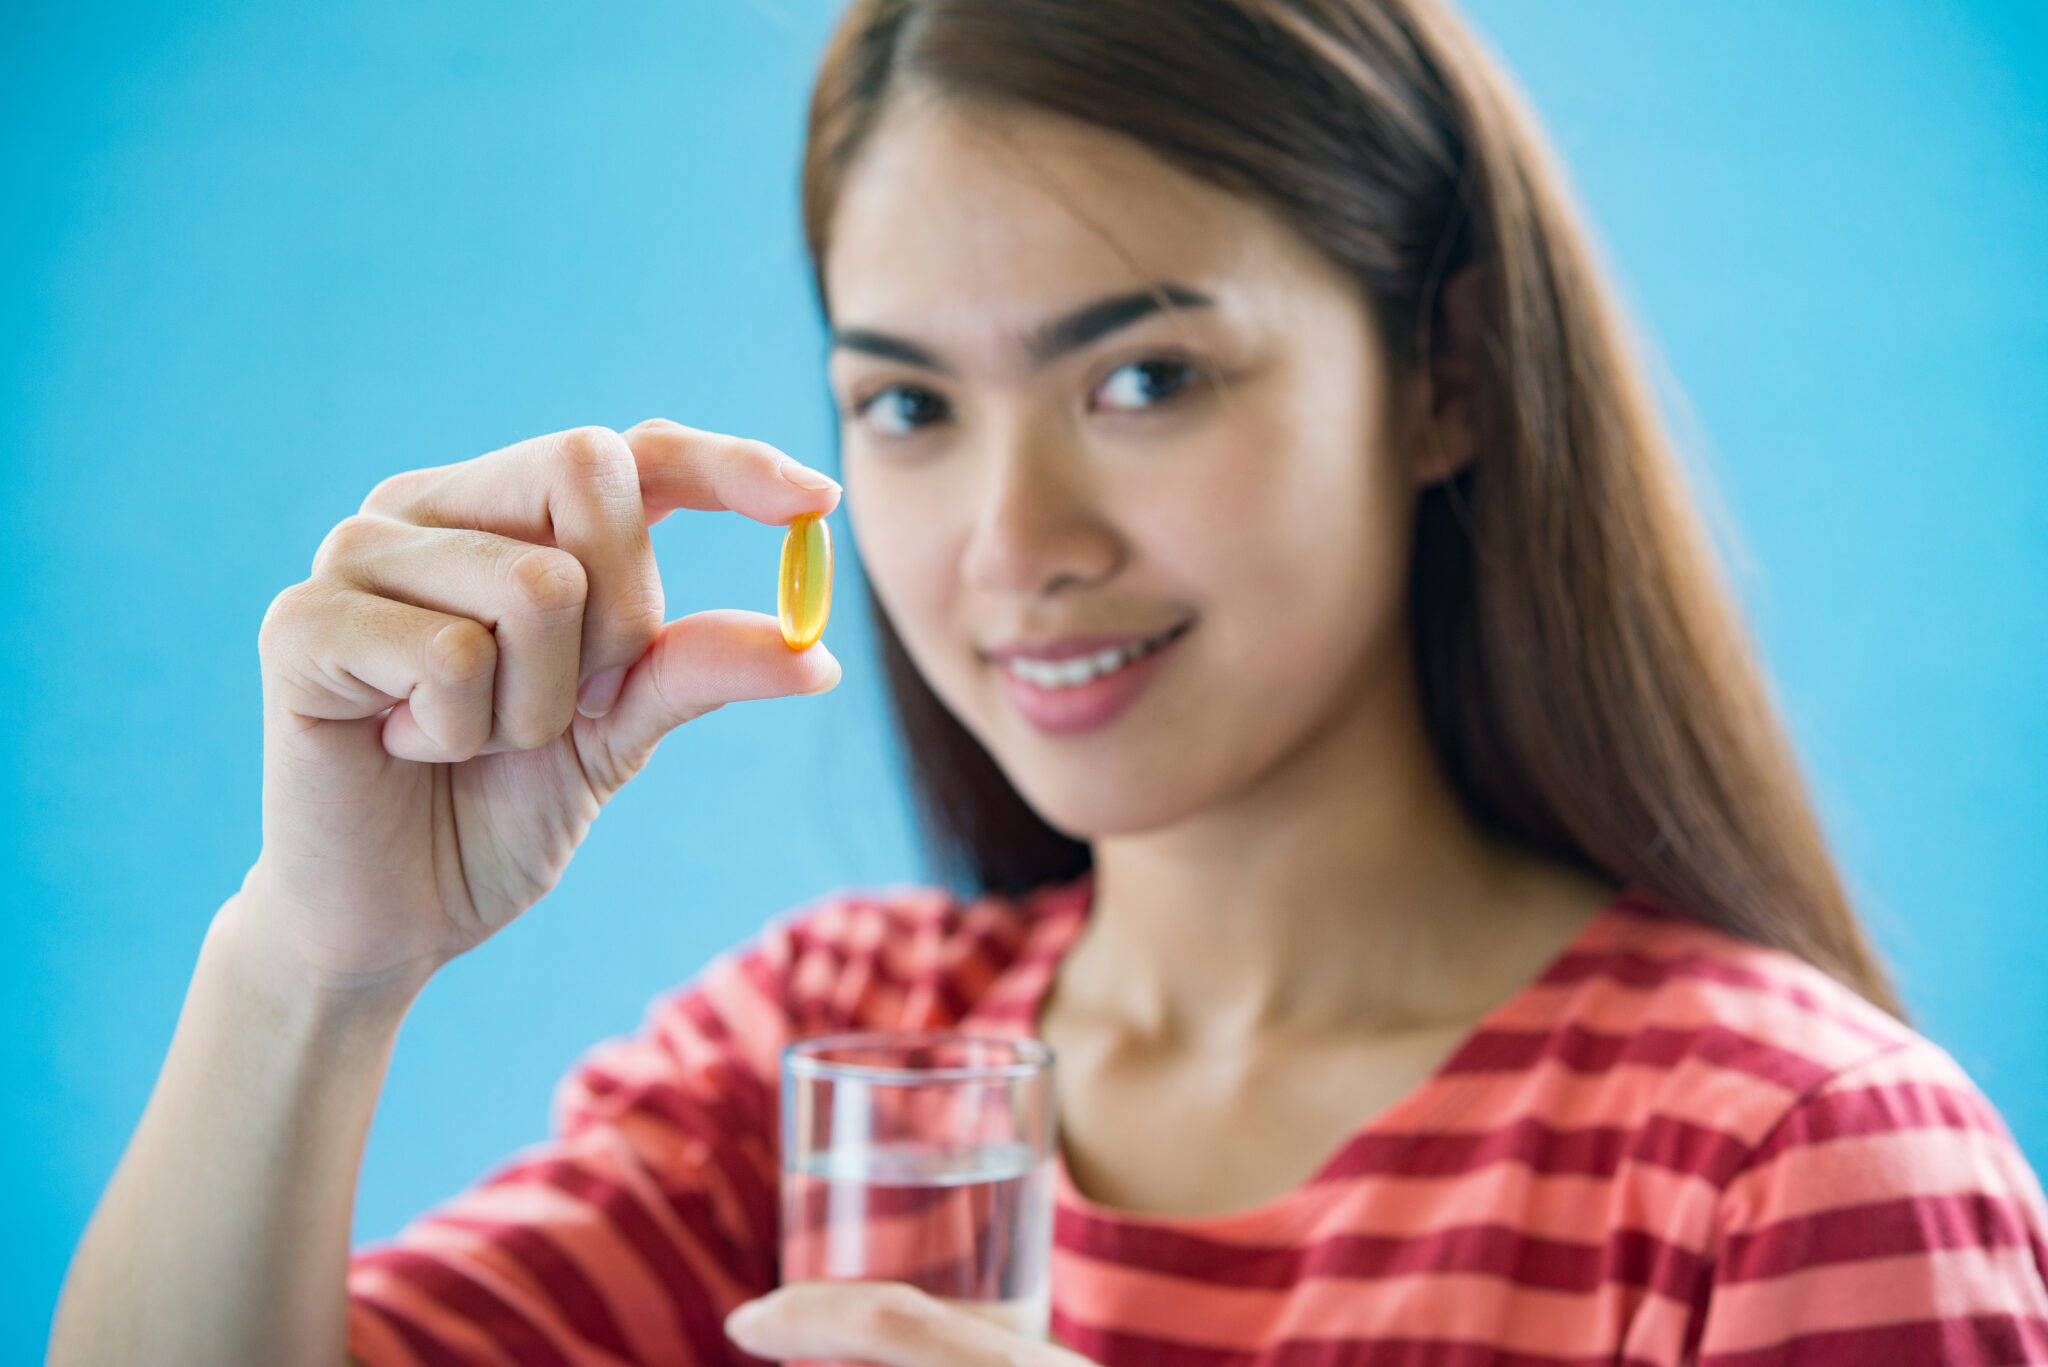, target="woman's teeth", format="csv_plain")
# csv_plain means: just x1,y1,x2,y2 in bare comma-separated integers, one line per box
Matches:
1002,633,1173,690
